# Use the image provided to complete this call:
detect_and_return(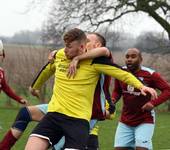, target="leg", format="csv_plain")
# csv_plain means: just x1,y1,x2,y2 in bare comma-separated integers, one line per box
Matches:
53,136,65,150
135,123,154,150
29,105,45,121
53,119,96,150
86,123,99,150
62,116,89,149
25,112,63,150
0,105,45,150
86,134,99,150
25,136,49,150
114,122,135,150
12,105,45,138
